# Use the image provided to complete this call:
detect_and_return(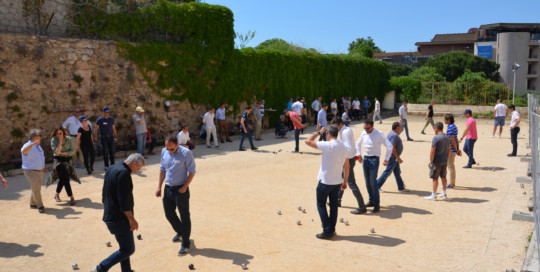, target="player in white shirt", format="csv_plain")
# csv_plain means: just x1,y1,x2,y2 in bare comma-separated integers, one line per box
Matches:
355,120,393,213
508,104,521,157
292,97,303,115
372,97,382,124
330,99,338,117
177,125,195,150
492,99,508,138
202,108,218,148
398,100,413,141
352,98,361,121
62,108,84,168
